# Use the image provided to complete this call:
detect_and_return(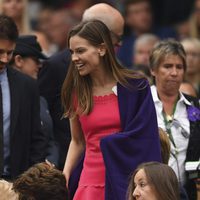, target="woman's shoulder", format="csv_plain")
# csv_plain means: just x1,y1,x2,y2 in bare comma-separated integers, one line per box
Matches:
128,77,148,85
118,77,149,91
117,78,150,101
